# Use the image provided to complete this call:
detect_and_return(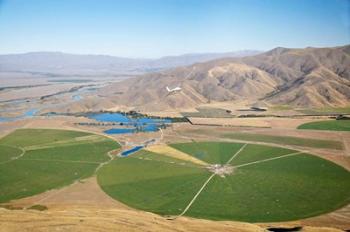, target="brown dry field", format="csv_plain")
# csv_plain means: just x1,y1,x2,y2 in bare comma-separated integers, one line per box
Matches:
148,99,304,117
0,73,51,87
0,115,349,231
188,117,329,129
144,144,208,165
